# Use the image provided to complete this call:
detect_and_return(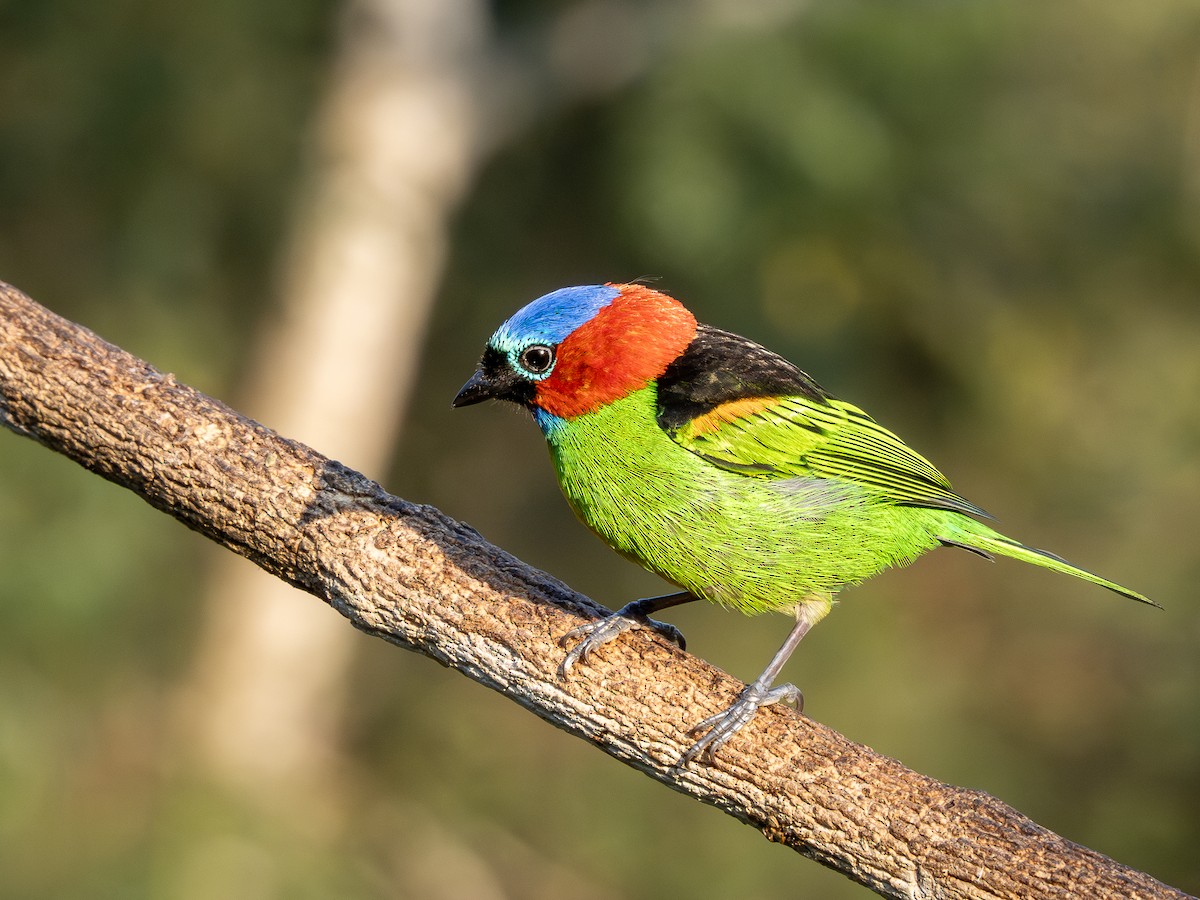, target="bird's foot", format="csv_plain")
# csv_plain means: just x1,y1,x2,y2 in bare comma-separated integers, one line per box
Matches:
680,681,803,765
558,604,686,677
